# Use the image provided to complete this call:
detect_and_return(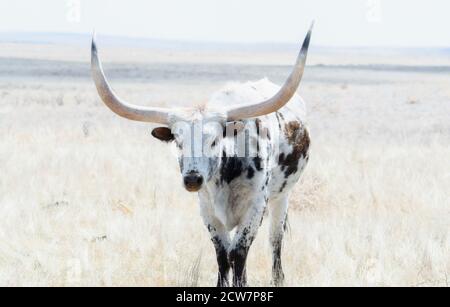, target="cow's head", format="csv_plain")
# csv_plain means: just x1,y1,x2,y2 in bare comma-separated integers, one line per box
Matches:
151,111,227,192
91,23,313,192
